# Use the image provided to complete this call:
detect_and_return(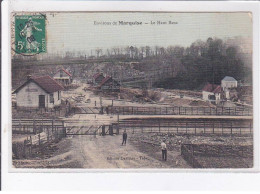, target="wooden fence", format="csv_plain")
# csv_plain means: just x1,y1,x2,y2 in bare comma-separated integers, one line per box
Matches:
107,106,252,116
117,119,253,135
12,119,66,159
12,119,64,134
